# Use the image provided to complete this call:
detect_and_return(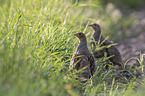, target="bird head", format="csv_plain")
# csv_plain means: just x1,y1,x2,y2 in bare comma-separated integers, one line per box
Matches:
74,32,86,41
89,23,101,31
